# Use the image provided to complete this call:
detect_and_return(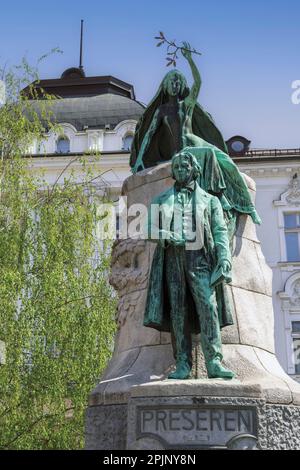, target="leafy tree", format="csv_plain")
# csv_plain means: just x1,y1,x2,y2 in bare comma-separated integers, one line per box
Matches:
0,57,116,449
